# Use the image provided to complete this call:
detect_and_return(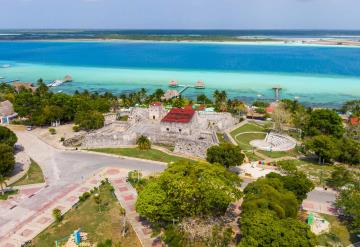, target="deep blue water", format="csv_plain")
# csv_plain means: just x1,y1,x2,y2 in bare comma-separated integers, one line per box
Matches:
1,41,360,77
